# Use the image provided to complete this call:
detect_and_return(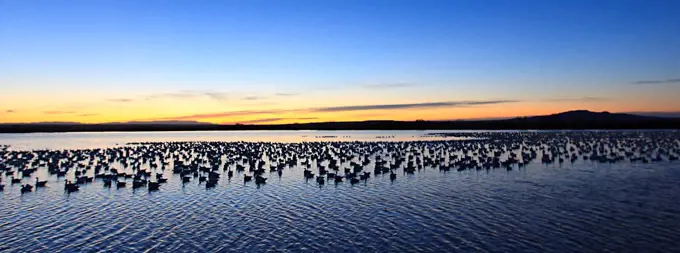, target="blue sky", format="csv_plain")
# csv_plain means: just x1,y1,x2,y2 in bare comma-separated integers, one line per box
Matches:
1,0,679,123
